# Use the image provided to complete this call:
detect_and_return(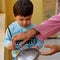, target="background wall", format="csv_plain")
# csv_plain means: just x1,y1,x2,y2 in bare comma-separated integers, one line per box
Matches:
43,0,56,20
5,0,16,29
0,0,5,13
31,0,43,24
0,0,2,13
